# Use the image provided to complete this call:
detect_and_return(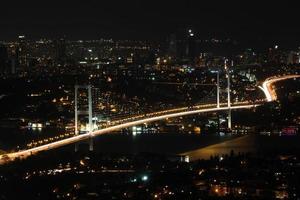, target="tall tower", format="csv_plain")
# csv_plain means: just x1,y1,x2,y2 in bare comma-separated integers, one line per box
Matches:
75,85,94,151
225,59,232,130
185,29,196,62
17,35,27,68
216,71,220,108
